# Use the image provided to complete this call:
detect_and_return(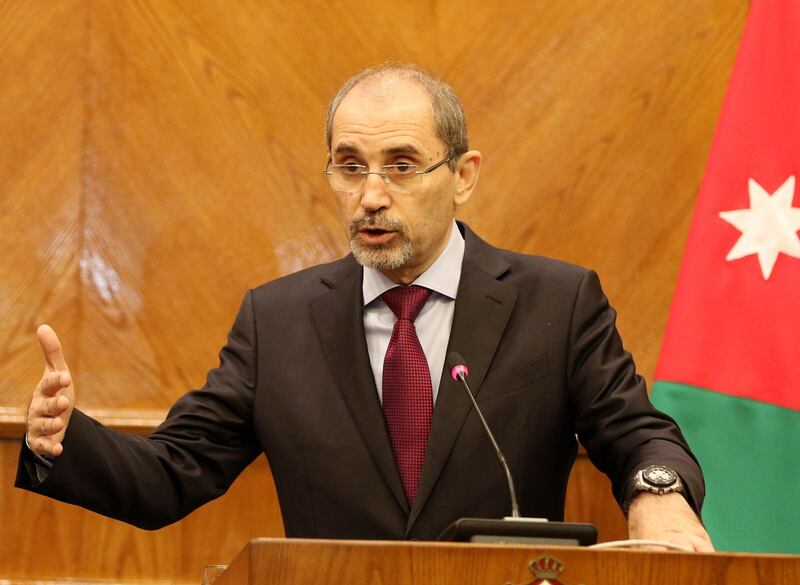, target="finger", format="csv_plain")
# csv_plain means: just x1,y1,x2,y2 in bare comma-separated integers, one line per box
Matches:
35,415,64,436
27,410,64,438
32,435,64,457
37,371,71,397
40,395,70,417
37,324,68,371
